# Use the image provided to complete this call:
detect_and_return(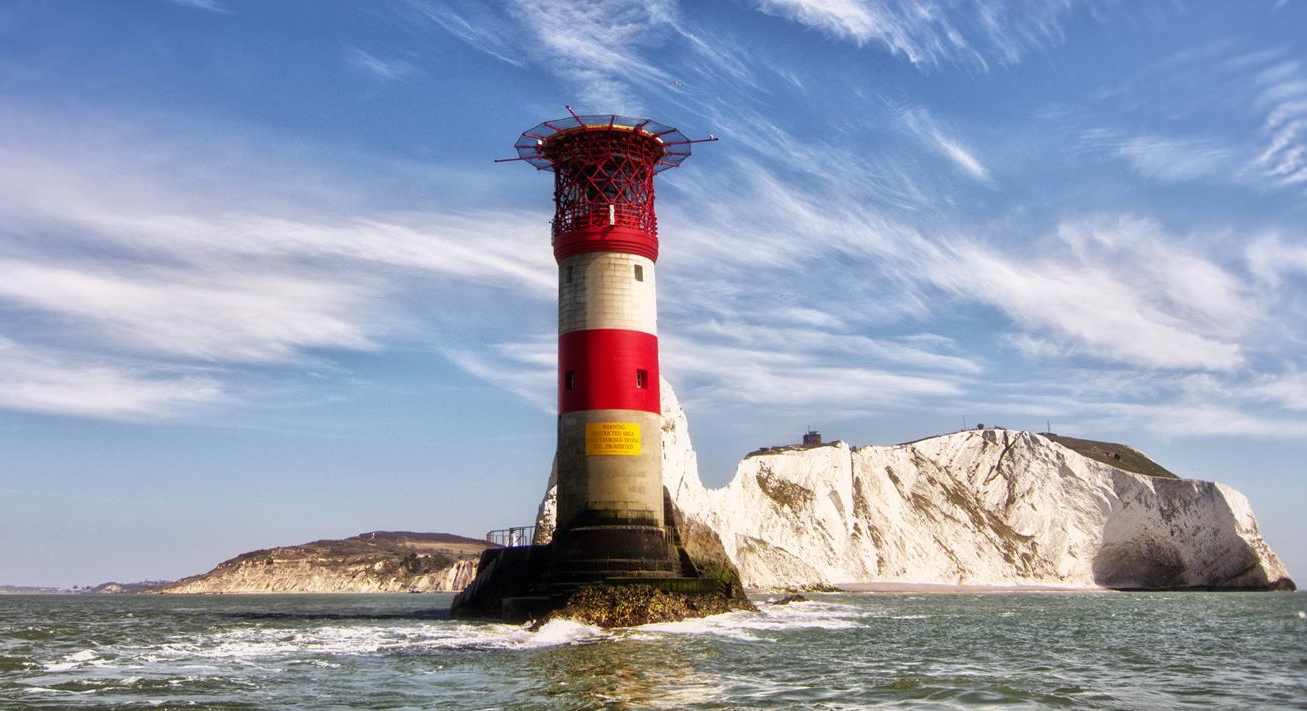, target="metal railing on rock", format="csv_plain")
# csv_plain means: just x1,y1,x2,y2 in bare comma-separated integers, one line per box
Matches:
485,526,537,547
